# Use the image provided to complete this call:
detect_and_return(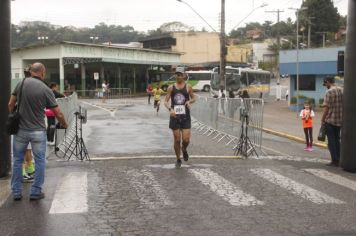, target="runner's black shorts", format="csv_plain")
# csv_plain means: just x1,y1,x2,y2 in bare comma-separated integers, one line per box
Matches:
154,100,160,107
169,116,191,130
